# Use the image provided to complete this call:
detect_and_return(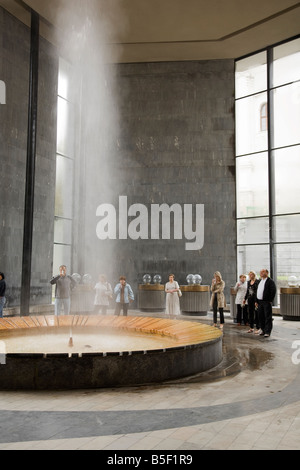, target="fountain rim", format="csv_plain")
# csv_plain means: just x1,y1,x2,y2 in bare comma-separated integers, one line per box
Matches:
0,314,222,358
